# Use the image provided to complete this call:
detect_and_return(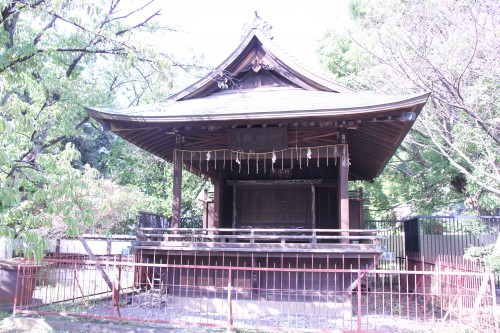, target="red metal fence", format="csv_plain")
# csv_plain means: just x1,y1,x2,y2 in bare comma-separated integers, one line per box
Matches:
367,216,500,291
13,254,499,333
